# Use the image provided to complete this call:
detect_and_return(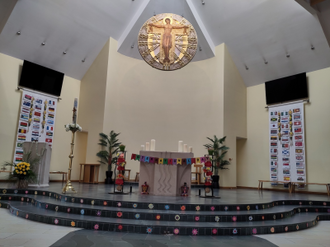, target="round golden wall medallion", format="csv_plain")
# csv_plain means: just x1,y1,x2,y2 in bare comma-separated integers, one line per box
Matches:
138,13,198,71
